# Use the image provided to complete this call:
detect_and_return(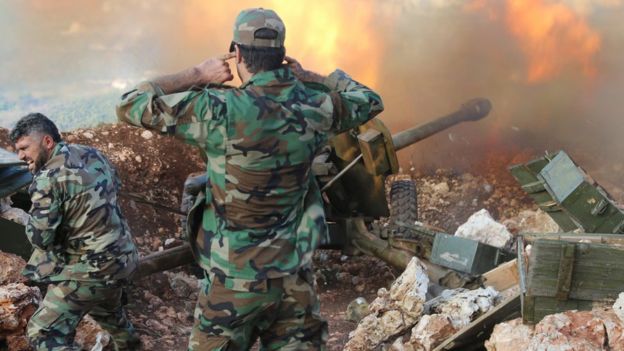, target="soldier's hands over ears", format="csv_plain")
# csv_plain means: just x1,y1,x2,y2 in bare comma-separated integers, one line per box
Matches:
195,53,235,85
